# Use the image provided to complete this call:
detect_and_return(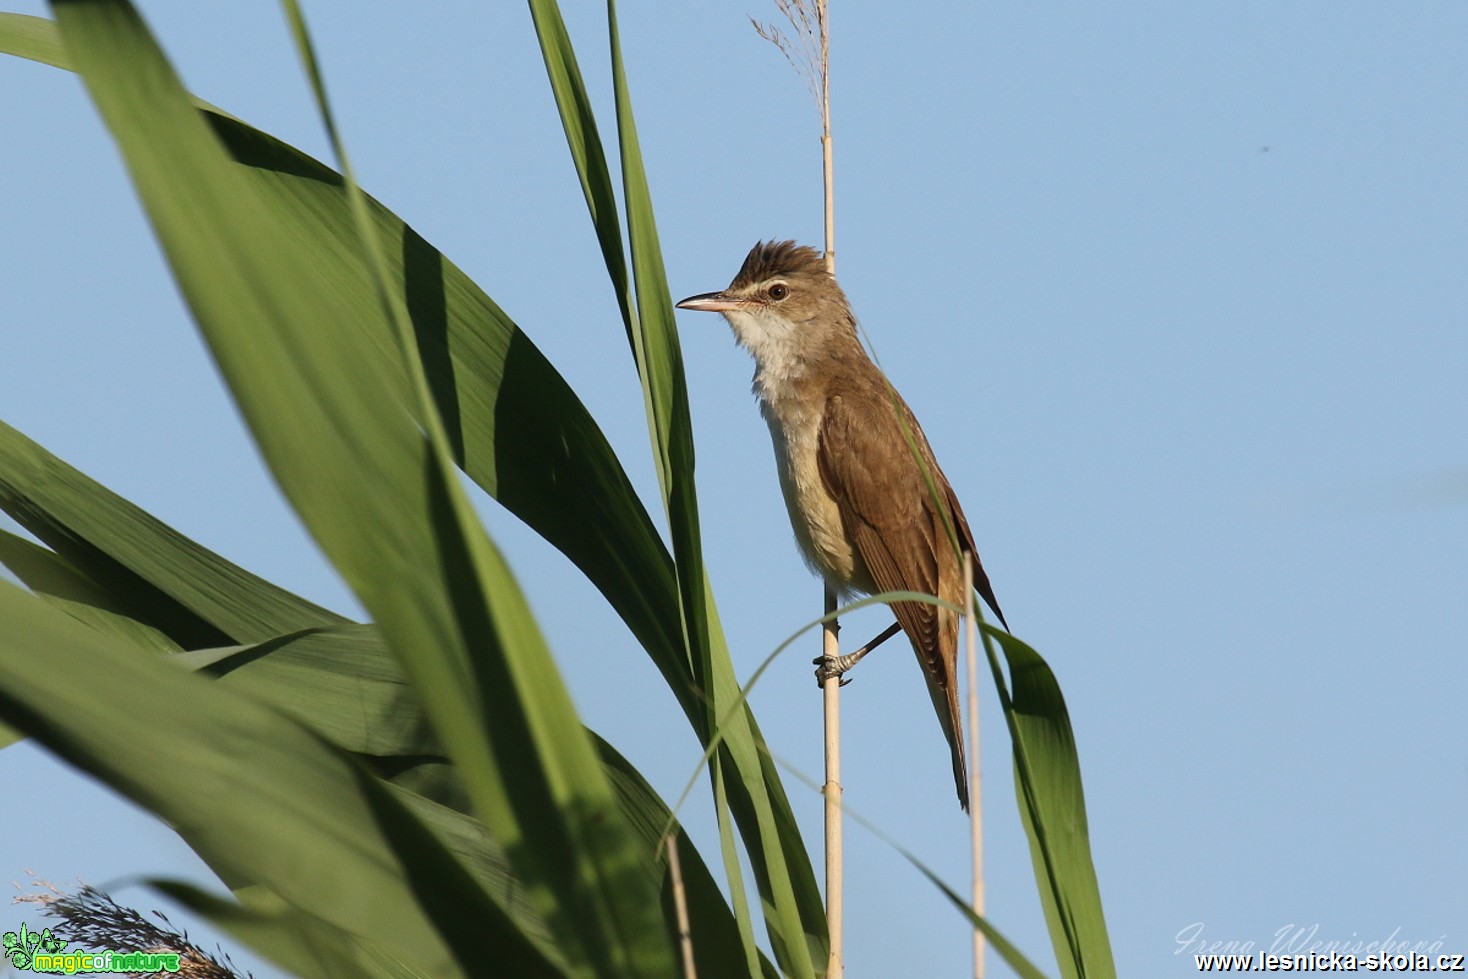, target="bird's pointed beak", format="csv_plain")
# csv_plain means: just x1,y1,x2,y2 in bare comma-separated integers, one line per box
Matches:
676,291,752,313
